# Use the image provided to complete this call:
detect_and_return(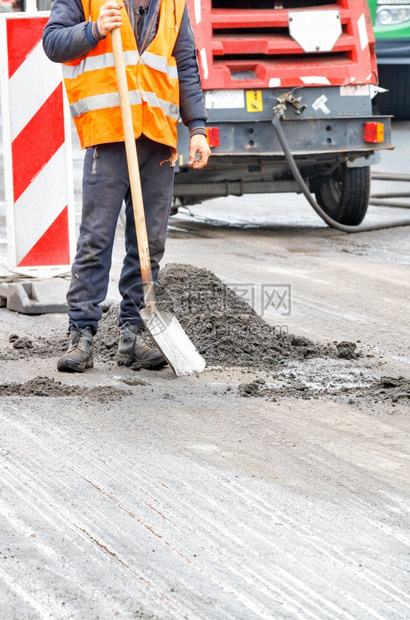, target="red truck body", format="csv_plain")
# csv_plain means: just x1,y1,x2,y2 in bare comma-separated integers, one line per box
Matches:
188,0,377,90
